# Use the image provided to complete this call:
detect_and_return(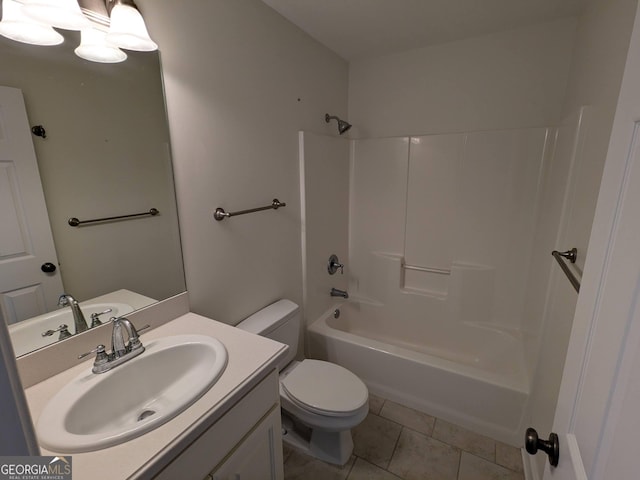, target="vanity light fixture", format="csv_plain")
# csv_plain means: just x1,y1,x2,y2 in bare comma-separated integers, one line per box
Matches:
22,0,90,30
105,0,157,52
0,0,156,61
0,0,64,45
75,27,127,63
